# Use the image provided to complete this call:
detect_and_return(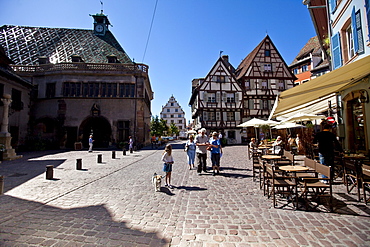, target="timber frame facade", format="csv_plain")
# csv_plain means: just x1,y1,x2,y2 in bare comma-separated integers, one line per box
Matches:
236,35,296,121
189,55,242,142
189,36,296,144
